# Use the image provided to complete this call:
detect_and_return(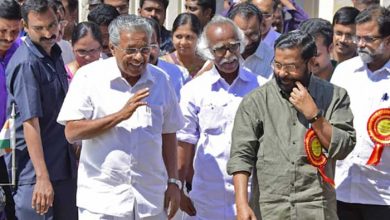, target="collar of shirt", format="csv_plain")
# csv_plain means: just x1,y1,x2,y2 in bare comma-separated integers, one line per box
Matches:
254,41,272,61
353,58,390,81
263,29,281,48
239,41,272,63
24,36,62,60
109,59,156,89
368,59,390,75
307,74,321,102
208,65,252,86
